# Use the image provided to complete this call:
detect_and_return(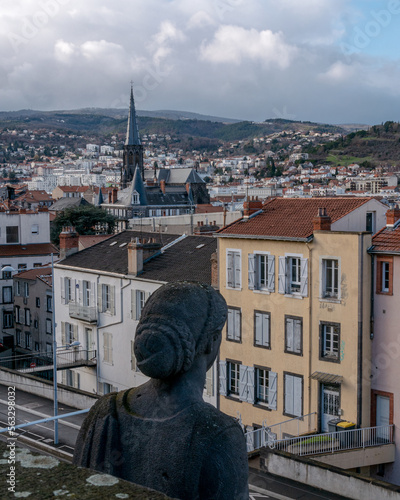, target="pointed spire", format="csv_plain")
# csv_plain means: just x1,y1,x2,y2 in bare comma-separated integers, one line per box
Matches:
125,84,141,146
131,165,148,205
97,187,104,206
